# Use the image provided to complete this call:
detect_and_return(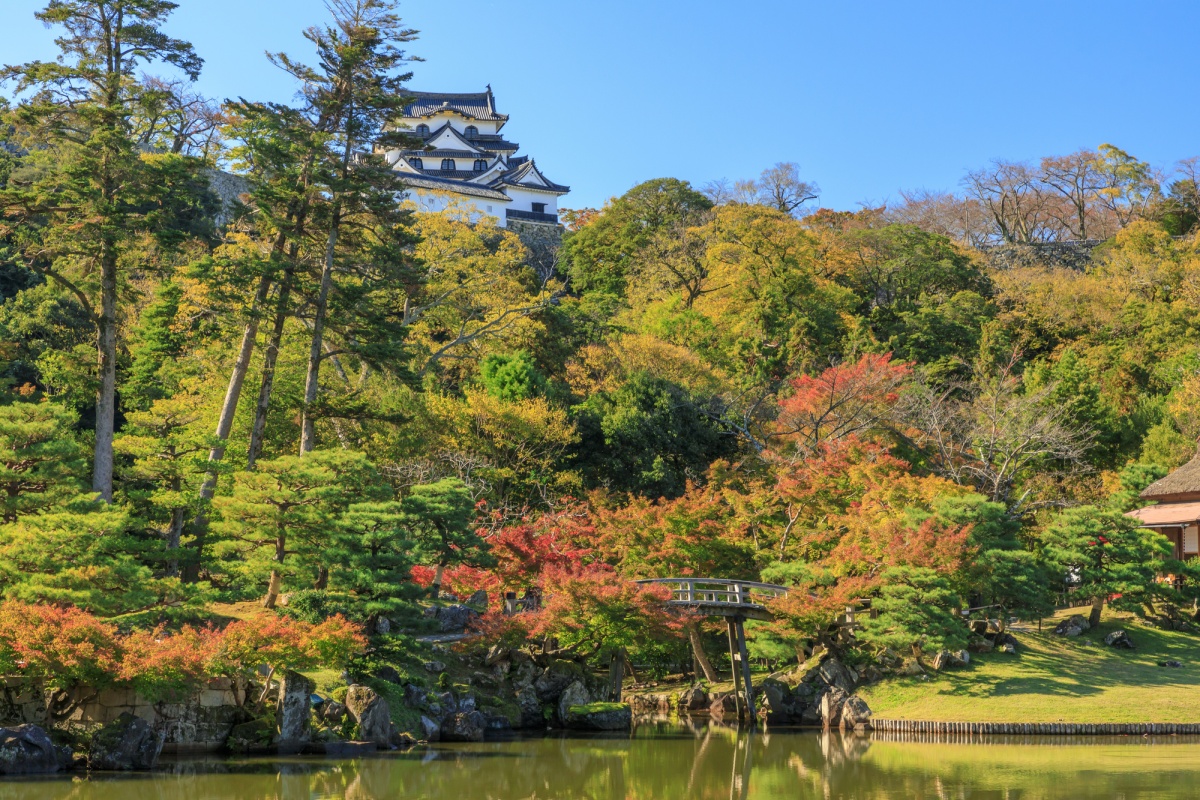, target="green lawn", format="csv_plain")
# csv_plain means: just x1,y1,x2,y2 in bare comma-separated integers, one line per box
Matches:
857,606,1200,723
